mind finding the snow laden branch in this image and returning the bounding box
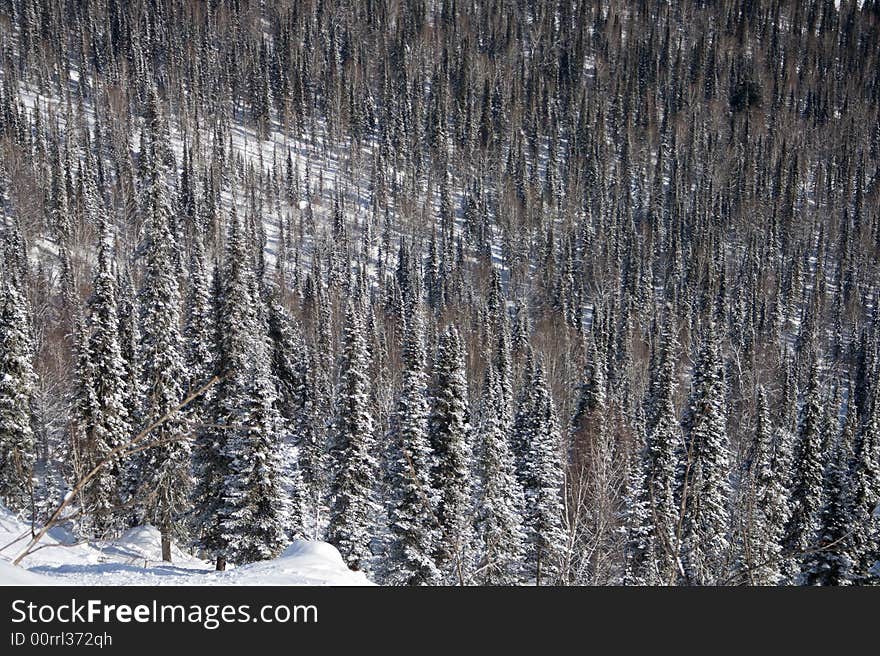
[12,376,220,566]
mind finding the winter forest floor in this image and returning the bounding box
[0,505,371,586]
[1,0,879,587]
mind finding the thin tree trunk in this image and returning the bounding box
[161,526,172,562]
[12,377,219,567]
[216,555,226,571]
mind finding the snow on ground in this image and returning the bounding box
[15,66,490,289]
[0,505,372,586]
[0,559,57,585]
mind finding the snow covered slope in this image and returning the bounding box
[0,506,372,586]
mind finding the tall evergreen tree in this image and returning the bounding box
[741,387,790,585]
[622,418,656,585]
[220,342,288,565]
[134,145,191,561]
[804,433,853,586]
[428,325,475,584]
[265,295,308,541]
[384,310,441,585]
[293,344,328,538]
[678,320,732,585]
[0,274,37,512]
[192,260,229,568]
[328,302,378,572]
[785,362,826,581]
[200,207,286,568]
[184,229,217,552]
[518,359,568,585]
[79,222,132,537]
[475,362,526,585]
[848,385,880,583]
[638,323,682,584]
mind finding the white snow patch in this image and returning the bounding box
[219,541,371,586]
[0,505,372,586]
[0,559,57,586]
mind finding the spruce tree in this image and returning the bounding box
[265,293,309,540]
[678,320,732,585]
[518,359,568,585]
[328,301,378,572]
[848,385,880,583]
[804,434,853,586]
[293,345,328,538]
[0,274,37,512]
[200,207,286,568]
[184,233,217,544]
[80,223,132,537]
[742,387,790,585]
[640,323,682,584]
[428,325,475,584]
[622,419,657,585]
[785,362,826,581]
[192,261,229,568]
[220,344,288,565]
[384,310,440,585]
[135,149,191,561]
[70,314,99,526]
[475,362,526,585]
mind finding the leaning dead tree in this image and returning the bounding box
[12,377,219,566]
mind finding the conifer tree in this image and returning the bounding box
[80,222,132,537]
[220,343,288,565]
[848,385,880,583]
[622,419,657,585]
[227,213,286,564]
[135,160,191,561]
[384,310,441,585]
[293,345,328,538]
[785,362,826,581]
[678,320,732,585]
[265,294,309,540]
[328,301,378,572]
[70,313,96,515]
[192,261,229,569]
[0,274,37,512]
[428,325,475,584]
[475,362,526,585]
[200,207,286,568]
[804,434,853,586]
[741,387,790,585]
[518,360,568,585]
[182,230,217,540]
[640,324,682,584]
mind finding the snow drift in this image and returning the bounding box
[0,505,372,586]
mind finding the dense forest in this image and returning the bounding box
[0,0,879,585]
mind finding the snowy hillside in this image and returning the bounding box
[0,506,371,586]
[1,0,878,588]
